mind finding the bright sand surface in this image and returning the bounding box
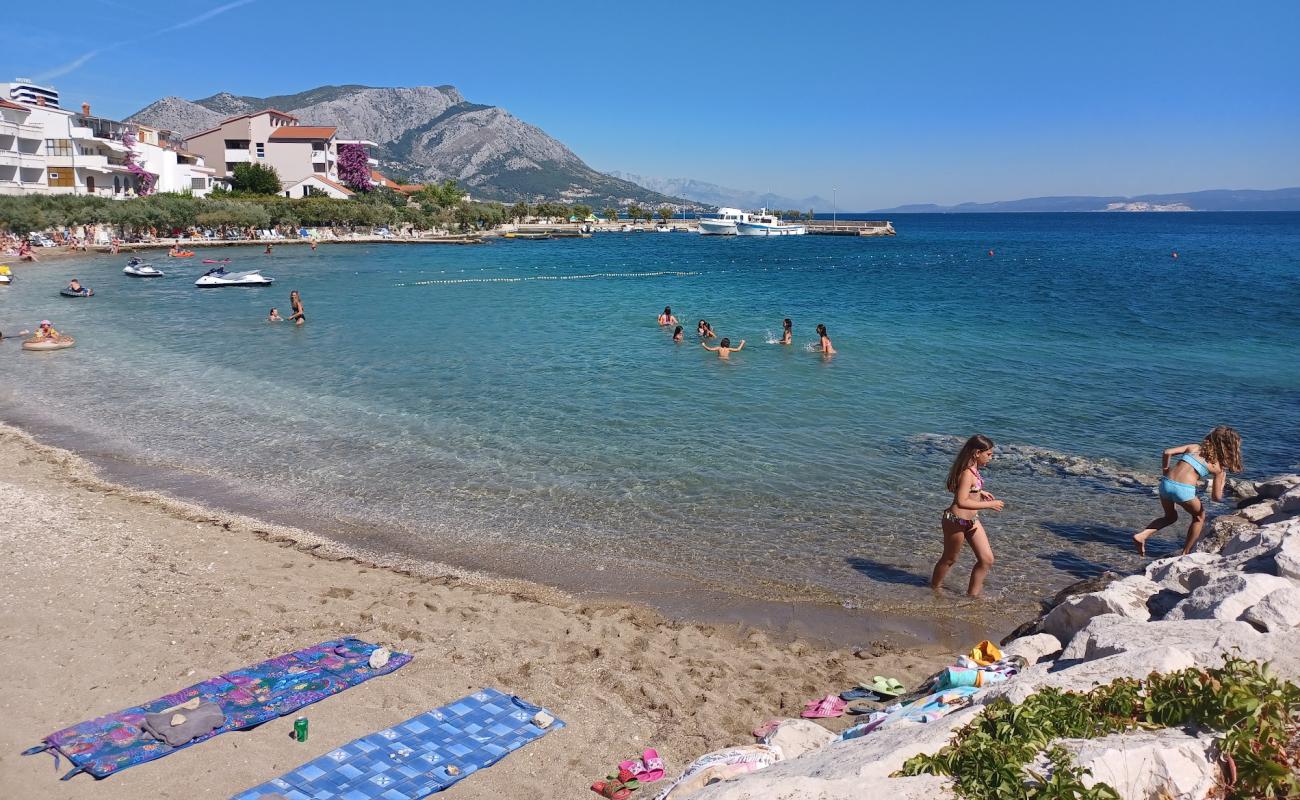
[0,423,954,799]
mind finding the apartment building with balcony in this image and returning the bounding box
[0,98,47,194]
[183,109,339,187]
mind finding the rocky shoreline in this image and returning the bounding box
[656,474,1300,799]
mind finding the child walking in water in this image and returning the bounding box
[931,434,1003,597]
[815,324,835,355]
[702,337,745,359]
[1133,426,1243,556]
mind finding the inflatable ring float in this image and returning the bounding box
[23,336,75,351]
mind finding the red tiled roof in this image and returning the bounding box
[370,170,400,189]
[396,184,425,194]
[219,108,299,125]
[269,126,337,140]
[0,98,30,111]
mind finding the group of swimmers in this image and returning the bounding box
[657,306,835,359]
[932,426,1244,598]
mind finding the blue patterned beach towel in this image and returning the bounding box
[23,639,411,780]
[232,688,564,800]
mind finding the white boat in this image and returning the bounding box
[698,207,751,236]
[735,210,806,236]
[123,260,164,277]
[195,267,274,287]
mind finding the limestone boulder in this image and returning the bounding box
[687,773,956,800]
[1165,572,1295,621]
[981,646,1197,706]
[1059,614,1259,663]
[1241,499,1281,523]
[1237,627,1300,680]
[1196,513,1257,554]
[1227,477,1259,502]
[1241,586,1300,633]
[1219,523,1284,558]
[1257,474,1300,499]
[1278,485,1300,514]
[1276,530,1300,581]
[1046,729,1220,800]
[1145,552,1223,592]
[688,707,980,798]
[762,719,835,760]
[1040,576,1159,643]
[1000,633,1061,666]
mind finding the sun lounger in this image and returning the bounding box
[24,638,411,781]
[232,688,563,799]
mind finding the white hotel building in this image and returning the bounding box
[0,79,215,197]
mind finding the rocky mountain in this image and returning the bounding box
[607,171,830,212]
[871,187,1300,213]
[127,85,699,208]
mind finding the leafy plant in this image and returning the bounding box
[897,657,1300,799]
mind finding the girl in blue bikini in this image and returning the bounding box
[931,434,1004,597]
[1133,426,1243,556]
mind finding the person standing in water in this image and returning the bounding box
[931,434,1003,598]
[702,337,744,359]
[287,290,305,326]
[658,306,677,327]
[779,318,793,345]
[815,323,835,355]
[672,325,684,342]
[1133,426,1243,556]
[697,320,716,338]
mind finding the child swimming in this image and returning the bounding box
[931,434,1003,598]
[658,306,677,326]
[672,325,683,342]
[815,324,835,355]
[268,308,283,322]
[780,318,792,345]
[702,337,744,359]
[697,319,715,338]
[1133,426,1243,556]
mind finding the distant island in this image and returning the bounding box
[870,187,1300,213]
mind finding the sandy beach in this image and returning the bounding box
[0,423,955,798]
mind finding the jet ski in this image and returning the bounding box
[195,266,274,287]
[0,265,12,285]
[124,258,164,277]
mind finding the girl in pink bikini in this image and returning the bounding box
[931,434,1004,597]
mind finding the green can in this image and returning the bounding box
[294,716,309,742]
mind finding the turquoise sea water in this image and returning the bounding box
[2,213,1298,630]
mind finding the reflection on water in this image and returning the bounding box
[2,213,1298,632]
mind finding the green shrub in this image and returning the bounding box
[898,656,1300,799]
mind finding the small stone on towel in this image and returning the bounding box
[369,647,391,669]
[143,702,225,747]
[170,713,187,726]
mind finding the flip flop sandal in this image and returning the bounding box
[869,676,905,697]
[641,748,665,782]
[752,719,782,739]
[590,781,632,800]
[839,687,884,701]
[618,759,648,781]
[801,694,847,719]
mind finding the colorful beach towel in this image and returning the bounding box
[839,685,980,741]
[232,688,564,800]
[24,638,411,780]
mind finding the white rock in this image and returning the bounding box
[1237,627,1300,680]
[1040,576,1159,643]
[1050,729,1219,800]
[688,773,955,800]
[1278,486,1300,513]
[687,708,978,798]
[763,719,836,760]
[1276,530,1300,581]
[1241,499,1281,523]
[1165,572,1295,621]
[981,646,1197,705]
[1145,552,1223,592]
[1059,615,1259,662]
[1220,524,1284,558]
[1000,633,1061,666]
[1257,474,1300,499]
[1241,587,1300,632]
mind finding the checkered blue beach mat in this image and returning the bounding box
[232,689,564,800]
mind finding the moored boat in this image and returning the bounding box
[735,210,806,236]
[698,207,751,236]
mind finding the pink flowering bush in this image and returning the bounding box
[338,143,372,193]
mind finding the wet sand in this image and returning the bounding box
[0,423,958,799]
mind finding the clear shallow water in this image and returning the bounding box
[3,214,1298,629]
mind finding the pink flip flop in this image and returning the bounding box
[617,759,648,781]
[801,694,847,719]
[752,719,782,739]
[640,748,665,782]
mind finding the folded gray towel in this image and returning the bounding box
[142,702,225,746]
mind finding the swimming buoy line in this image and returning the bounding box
[395,270,700,287]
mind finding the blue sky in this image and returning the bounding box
[4,0,1298,209]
